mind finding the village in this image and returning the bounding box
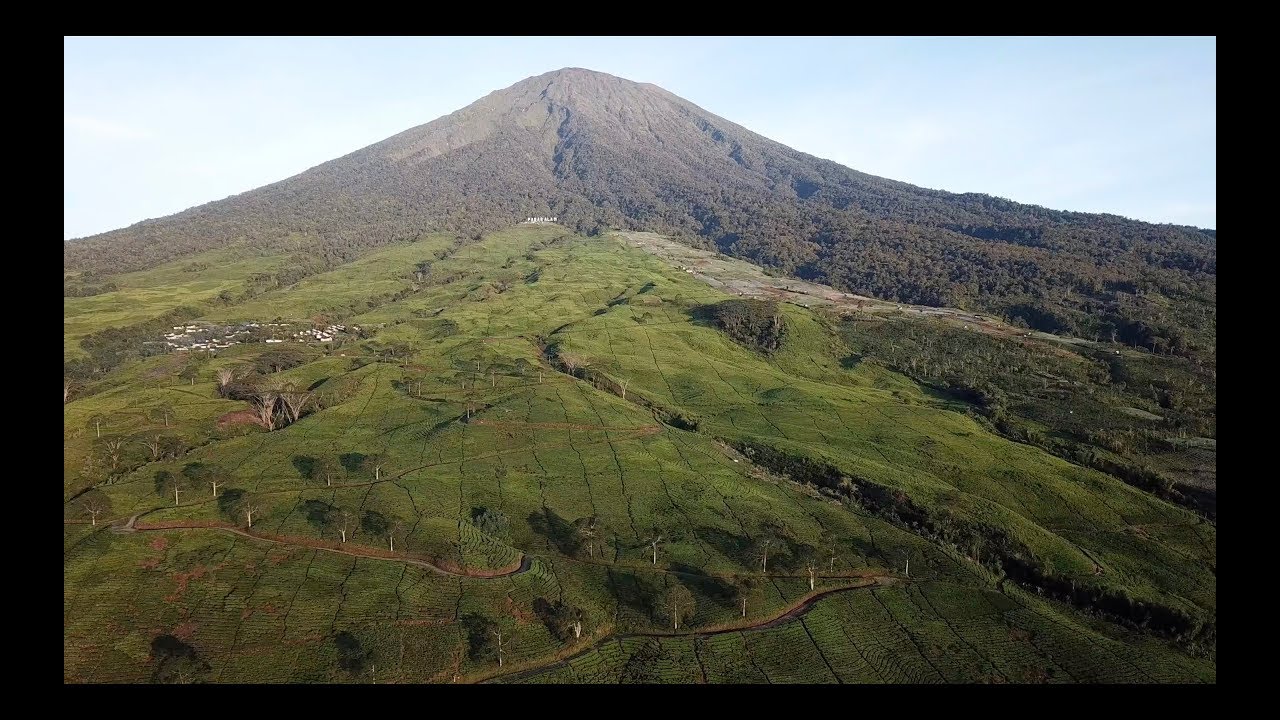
[146,321,353,353]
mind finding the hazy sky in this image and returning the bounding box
[64,36,1216,239]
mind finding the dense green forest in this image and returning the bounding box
[64,69,1215,366]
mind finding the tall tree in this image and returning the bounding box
[150,403,176,428]
[731,574,762,618]
[664,584,695,630]
[99,437,127,478]
[79,489,112,527]
[154,470,191,507]
[278,387,313,424]
[238,494,263,529]
[336,508,355,543]
[647,533,664,566]
[361,453,386,481]
[215,367,237,397]
[139,434,182,462]
[150,635,211,684]
[334,631,370,677]
[253,391,279,430]
[533,597,586,642]
[819,530,841,572]
[312,455,340,487]
[753,535,776,574]
[572,516,599,559]
[361,510,395,550]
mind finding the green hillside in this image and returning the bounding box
[63,225,1215,683]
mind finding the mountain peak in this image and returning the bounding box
[498,66,665,110]
[65,67,1216,365]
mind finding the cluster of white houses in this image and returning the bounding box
[158,322,253,352]
[522,216,557,224]
[153,321,352,353]
[291,324,347,343]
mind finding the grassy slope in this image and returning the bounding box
[63,226,1215,683]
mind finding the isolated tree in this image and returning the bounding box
[140,434,183,462]
[789,544,821,590]
[754,535,776,574]
[731,574,762,618]
[462,614,500,663]
[278,388,313,424]
[362,453,386,481]
[492,628,511,667]
[181,462,223,498]
[572,516,599,559]
[619,377,630,401]
[361,510,391,548]
[178,364,199,386]
[150,634,211,684]
[664,584,696,630]
[336,508,356,543]
[312,455,340,487]
[647,533,664,566]
[253,391,279,430]
[472,507,510,539]
[79,489,112,527]
[534,598,586,642]
[150,403,176,428]
[387,518,406,554]
[215,367,237,396]
[208,467,229,498]
[819,531,841,572]
[87,414,106,439]
[239,495,263,529]
[334,631,369,676]
[99,436,127,477]
[154,470,191,507]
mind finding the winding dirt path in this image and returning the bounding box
[478,575,899,684]
[119,519,531,579]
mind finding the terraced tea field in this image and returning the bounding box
[64,225,1215,683]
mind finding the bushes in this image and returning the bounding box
[699,299,786,353]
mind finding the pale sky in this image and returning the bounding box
[64,36,1216,240]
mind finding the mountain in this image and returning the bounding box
[64,67,1216,359]
[64,69,1217,683]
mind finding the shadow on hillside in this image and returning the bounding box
[668,562,735,603]
[527,508,579,555]
[698,527,754,569]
